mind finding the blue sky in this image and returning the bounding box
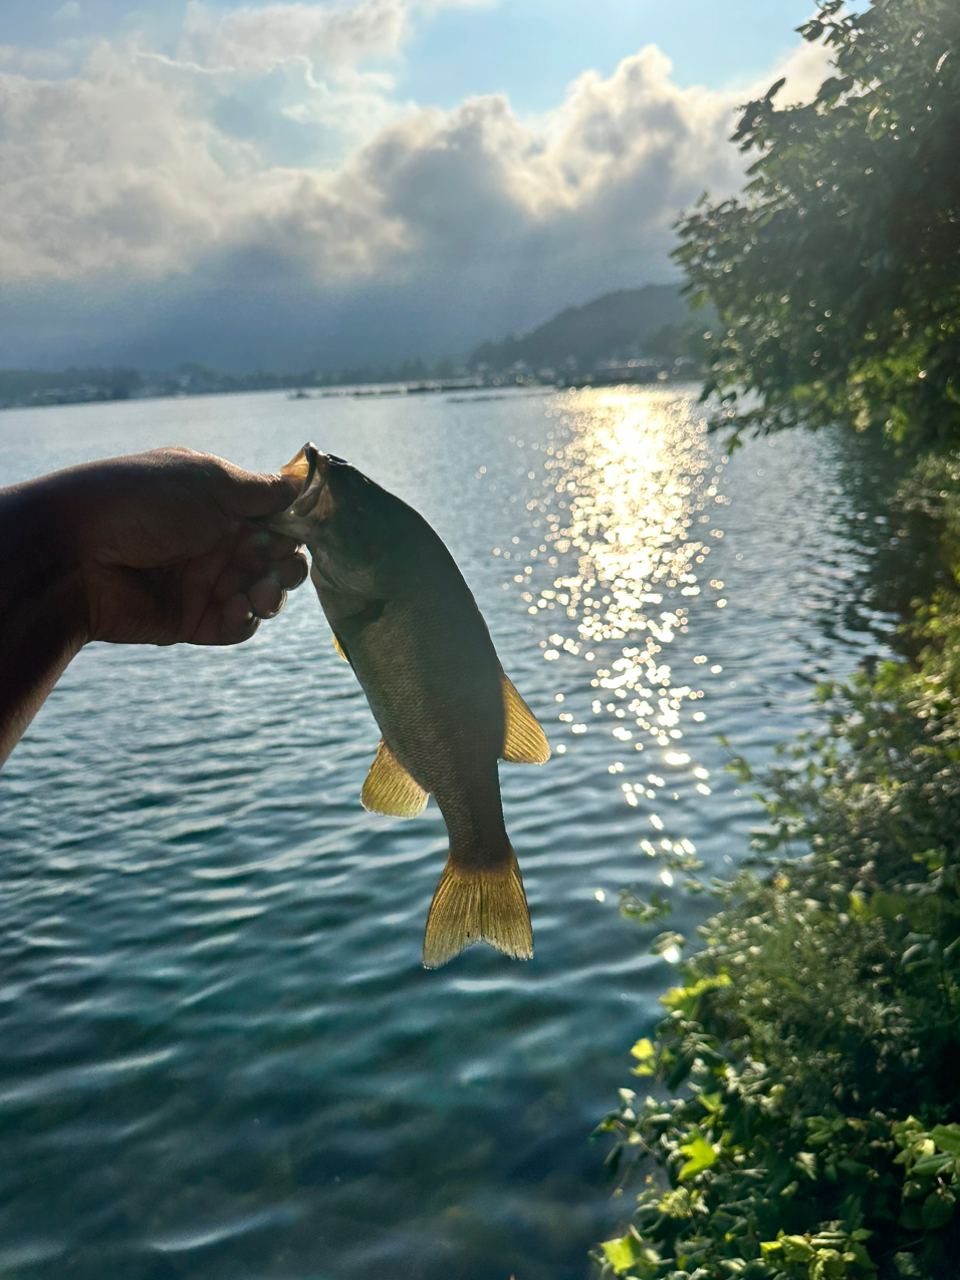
[8,0,816,103]
[399,0,818,110]
[0,0,825,370]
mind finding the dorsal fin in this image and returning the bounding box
[361,741,429,818]
[332,631,349,662]
[501,673,551,764]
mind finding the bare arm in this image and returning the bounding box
[0,447,306,767]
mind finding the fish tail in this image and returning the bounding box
[423,846,533,969]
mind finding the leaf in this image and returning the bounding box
[910,1152,954,1178]
[619,889,672,924]
[677,1133,717,1181]
[921,1187,956,1230]
[931,1124,960,1156]
[848,891,870,921]
[600,1236,640,1274]
[660,972,731,1016]
[629,1038,657,1077]
[869,891,912,921]
[769,1234,816,1264]
[600,1234,661,1277]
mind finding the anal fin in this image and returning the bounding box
[501,673,550,764]
[361,741,428,818]
[423,849,533,968]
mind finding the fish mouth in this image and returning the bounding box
[284,442,337,523]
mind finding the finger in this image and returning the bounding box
[233,525,298,572]
[265,532,301,560]
[248,578,286,619]
[211,549,306,604]
[216,464,301,520]
[212,563,250,604]
[217,593,262,644]
[271,552,309,590]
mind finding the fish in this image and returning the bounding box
[267,443,550,969]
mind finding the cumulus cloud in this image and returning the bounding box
[0,47,253,283]
[0,7,831,364]
[0,40,759,282]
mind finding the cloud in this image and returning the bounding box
[0,46,252,283]
[768,35,835,105]
[182,0,409,72]
[181,0,494,73]
[0,10,831,366]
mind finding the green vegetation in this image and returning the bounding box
[595,635,960,1278]
[593,2,960,1275]
[677,0,960,449]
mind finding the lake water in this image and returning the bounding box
[0,387,922,1279]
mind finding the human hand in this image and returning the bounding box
[45,447,308,646]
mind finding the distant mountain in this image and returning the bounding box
[469,284,695,373]
[0,284,715,411]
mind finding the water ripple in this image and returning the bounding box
[0,388,907,1279]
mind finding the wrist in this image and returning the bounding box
[0,473,91,668]
[0,474,93,764]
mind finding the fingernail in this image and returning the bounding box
[255,590,287,620]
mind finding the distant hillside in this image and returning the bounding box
[469,284,696,373]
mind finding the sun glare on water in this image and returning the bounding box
[501,386,731,905]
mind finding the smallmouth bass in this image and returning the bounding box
[268,444,550,969]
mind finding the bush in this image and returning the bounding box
[593,640,960,1279]
[675,0,960,450]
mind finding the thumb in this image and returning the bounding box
[219,466,300,519]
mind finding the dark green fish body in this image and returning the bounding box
[269,444,549,967]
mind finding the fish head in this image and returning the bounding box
[270,443,418,599]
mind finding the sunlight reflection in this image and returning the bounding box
[506,387,731,870]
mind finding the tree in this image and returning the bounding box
[676,0,960,451]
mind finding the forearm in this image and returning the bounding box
[0,478,88,767]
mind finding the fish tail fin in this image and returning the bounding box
[423,847,533,969]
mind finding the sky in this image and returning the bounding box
[0,0,827,372]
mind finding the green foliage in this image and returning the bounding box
[642,320,715,370]
[592,635,960,1279]
[619,889,674,925]
[675,0,960,450]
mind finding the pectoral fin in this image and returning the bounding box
[332,631,349,662]
[501,674,550,764]
[361,741,428,818]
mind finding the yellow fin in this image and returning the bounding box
[280,446,311,485]
[423,851,533,969]
[501,674,551,764]
[332,632,349,662]
[361,741,428,818]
